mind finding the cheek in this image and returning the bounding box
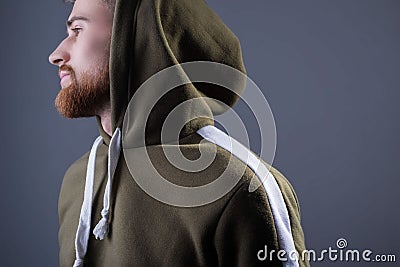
[74,36,110,73]
[88,30,111,58]
[91,33,110,57]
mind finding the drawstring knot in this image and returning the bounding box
[93,209,110,240]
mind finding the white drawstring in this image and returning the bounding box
[73,135,102,267]
[93,128,122,239]
[73,128,122,267]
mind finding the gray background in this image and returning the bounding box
[0,0,399,266]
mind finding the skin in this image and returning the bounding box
[48,0,114,136]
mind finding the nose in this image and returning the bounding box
[48,39,70,66]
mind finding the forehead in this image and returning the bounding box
[69,0,112,22]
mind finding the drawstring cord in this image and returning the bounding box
[93,128,122,239]
[73,128,122,267]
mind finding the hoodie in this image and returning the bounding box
[58,0,309,266]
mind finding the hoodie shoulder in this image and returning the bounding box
[189,128,309,266]
[63,150,91,181]
[58,150,91,224]
[58,144,108,223]
[213,162,309,267]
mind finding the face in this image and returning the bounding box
[48,0,114,118]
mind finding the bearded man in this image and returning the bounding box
[49,0,309,266]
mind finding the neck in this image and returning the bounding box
[97,103,112,136]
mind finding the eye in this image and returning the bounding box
[71,27,82,35]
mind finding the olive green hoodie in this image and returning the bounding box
[58,0,309,266]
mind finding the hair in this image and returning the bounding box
[64,0,115,11]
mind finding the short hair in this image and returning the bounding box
[64,0,115,11]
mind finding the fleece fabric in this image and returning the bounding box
[58,0,309,266]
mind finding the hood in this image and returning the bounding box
[73,1,246,265]
[98,0,246,146]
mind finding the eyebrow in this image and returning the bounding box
[66,16,90,28]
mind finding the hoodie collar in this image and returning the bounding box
[96,116,111,146]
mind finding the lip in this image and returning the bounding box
[59,70,71,84]
[59,71,70,80]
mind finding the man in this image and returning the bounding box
[49,0,309,266]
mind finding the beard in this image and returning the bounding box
[55,64,110,118]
